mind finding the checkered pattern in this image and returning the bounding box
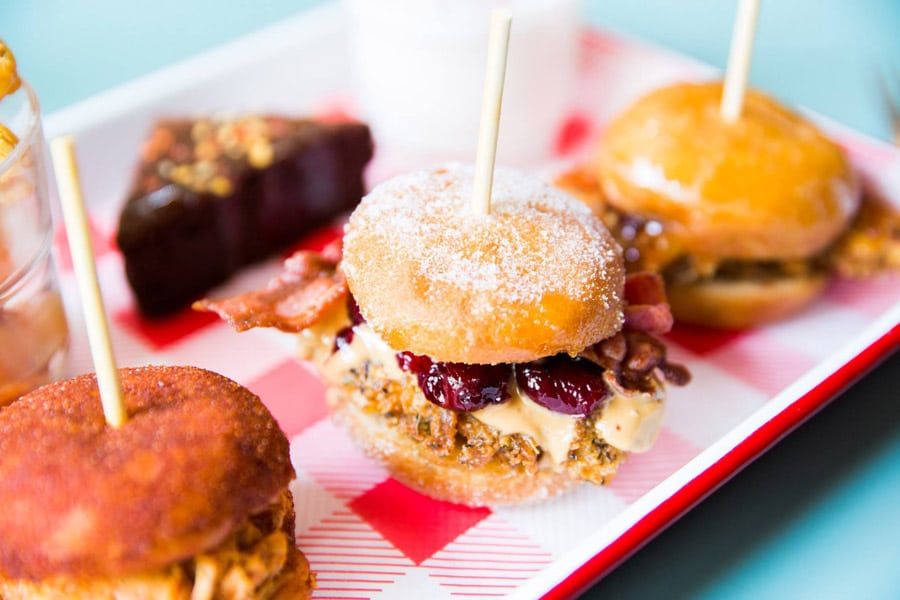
[55,28,900,599]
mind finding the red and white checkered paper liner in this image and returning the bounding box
[45,7,900,599]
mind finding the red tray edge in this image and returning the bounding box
[541,323,900,599]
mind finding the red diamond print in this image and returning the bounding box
[349,479,491,565]
[246,360,327,438]
[666,322,746,356]
[554,112,593,157]
[703,333,817,397]
[610,428,700,502]
[825,275,900,318]
[54,220,113,270]
[115,305,219,350]
[314,98,359,123]
[581,28,622,55]
[282,224,342,258]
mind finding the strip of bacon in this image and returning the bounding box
[623,272,674,335]
[624,271,667,305]
[193,248,347,333]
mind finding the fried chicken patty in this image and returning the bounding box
[0,491,313,600]
[326,352,626,485]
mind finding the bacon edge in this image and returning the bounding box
[193,246,347,333]
[623,272,674,335]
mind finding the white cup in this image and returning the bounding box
[345,0,581,168]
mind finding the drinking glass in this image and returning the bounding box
[0,81,68,405]
[345,0,582,167]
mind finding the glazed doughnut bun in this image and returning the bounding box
[342,164,625,364]
[597,82,860,261]
[667,273,829,329]
[326,388,577,506]
[0,366,296,581]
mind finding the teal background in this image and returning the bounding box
[4,0,899,141]
[2,1,898,598]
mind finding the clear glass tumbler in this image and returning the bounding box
[0,81,68,405]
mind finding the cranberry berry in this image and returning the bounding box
[515,355,611,416]
[397,352,511,412]
[346,294,365,326]
[331,295,365,353]
[333,326,354,351]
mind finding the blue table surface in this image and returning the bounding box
[3,1,898,598]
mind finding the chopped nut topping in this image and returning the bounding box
[208,175,233,197]
[139,116,293,197]
[248,140,275,169]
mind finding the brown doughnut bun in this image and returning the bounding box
[0,366,295,580]
[597,81,860,261]
[342,164,626,364]
[667,272,828,329]
[326,387,577,506]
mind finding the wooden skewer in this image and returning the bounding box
[472,8,512,215]
[720,0,761,123]
[50,136,127,428]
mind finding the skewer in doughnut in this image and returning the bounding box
[0,366,314,598]
[558,81,899,329]
[199,164,689,506]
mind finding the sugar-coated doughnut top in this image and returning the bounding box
[342,164,625,364]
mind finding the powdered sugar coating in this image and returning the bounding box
[342,164,625,363]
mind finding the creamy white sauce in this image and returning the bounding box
[317,319,405,386]
[474,380,578,464]
[593,371,665,453]
[311,319,666,460]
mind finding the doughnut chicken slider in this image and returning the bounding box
[558,81,899,329]
[198,164,689,506]
[0,366,313,599]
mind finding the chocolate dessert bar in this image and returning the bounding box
[116,116,373,316]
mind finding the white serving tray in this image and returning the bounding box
[44,5,900,598]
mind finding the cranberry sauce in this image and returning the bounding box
[396,350,614,417]
[334,326,354,351]
[397,352,511,411]
[334,295,366,351]
[335,293,618,417]
[347,295,365,326]
[515,356,611,416]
